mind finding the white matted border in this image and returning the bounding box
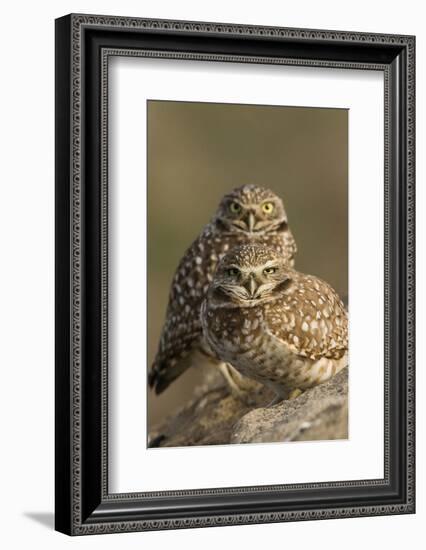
[108,56,384,494]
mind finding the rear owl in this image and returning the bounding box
[148,184,297,394]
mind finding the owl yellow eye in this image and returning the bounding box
[226,267,240,277]
[262,202,274,214]
[229,202,241,214]
[263,267,277,275]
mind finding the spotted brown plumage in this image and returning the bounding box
[149,185,297,394]
[201,244,348,401]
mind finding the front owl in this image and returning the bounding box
[201,244,348,403]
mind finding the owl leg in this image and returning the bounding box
[266,394,283,407]
[218,363,256,405]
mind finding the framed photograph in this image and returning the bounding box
[55,14,415,535]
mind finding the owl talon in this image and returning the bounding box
[266,388,302,408]
[231,388,257,406]
[288,388,303,400]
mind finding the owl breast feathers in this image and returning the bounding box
[148,185,297,394]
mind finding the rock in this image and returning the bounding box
[231,368,348,443]
[148,369,273,447]
[149,367,348,447]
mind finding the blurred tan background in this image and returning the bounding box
[147,100,348,428]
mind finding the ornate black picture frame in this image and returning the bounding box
[55,14,415,535]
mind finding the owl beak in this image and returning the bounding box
[246,211,256,232]
[245,275,258,298]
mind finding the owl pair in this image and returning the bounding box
[149,185,348,404]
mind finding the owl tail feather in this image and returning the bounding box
[148,357,191,395]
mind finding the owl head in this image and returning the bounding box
[209,244,293,305]
[214,185,289,234]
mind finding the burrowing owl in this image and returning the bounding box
[201,244,348,403]
[149,185,297,394]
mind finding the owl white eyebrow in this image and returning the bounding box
[238,201,275,208]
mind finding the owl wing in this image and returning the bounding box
[283,227,298,266]
[148,226,220,394]
[266,274,348,361]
